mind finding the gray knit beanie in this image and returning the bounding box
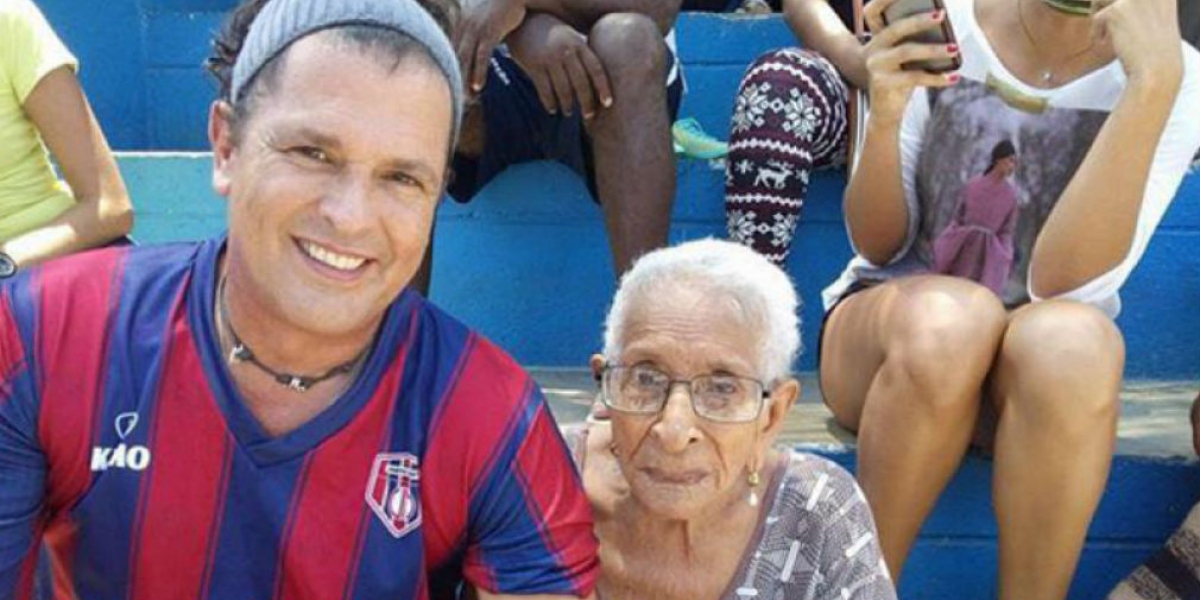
[231,0,463,140]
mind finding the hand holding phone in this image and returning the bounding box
[880,0,962,73]
[860,0,963,120]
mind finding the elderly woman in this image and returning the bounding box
[567,239,896,599]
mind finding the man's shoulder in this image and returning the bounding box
[411,295,529,382]
[4,242,205,341]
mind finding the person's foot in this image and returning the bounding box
[671,118,729,159]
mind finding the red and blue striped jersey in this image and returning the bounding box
[0,238,598,600]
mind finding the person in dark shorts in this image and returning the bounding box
[410,0,683,292]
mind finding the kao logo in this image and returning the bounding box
[90,412,152,472]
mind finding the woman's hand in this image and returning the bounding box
[1091,0,1183,90]
[861,0,961,123]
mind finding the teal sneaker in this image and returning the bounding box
[672,118,729,160]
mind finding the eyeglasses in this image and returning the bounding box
[597,364,769,423]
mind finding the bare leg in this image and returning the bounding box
[586,13,675,276]
[989,300,1124,600]
[820,275,1008,578]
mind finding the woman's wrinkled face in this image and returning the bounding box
[604,291,770,520]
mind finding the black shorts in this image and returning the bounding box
[448,45,685,203]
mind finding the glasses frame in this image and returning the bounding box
[596,363,771,424]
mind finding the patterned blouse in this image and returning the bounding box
[566,425,897,599]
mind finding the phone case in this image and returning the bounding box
[880,0,963,73]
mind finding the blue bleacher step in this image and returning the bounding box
[533,368,1200,600]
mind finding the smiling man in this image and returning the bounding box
[0,0,597,598]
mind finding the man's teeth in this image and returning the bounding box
[300,241,366,271]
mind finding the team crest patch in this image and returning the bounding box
[365,453,422,539]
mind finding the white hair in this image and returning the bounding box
[601,238,801,384]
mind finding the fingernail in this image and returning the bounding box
[946,73,961,84]
[603,97,613,107]
[932,10,944,20]
[472,83,482,92]
[947,43,959,54]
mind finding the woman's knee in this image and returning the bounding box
[883,278,1008,375]
[998,300,1125,419]
[862,278,1006,404]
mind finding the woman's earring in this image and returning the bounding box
[747,469,761,507]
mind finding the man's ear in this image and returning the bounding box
[209,100,237,198]
[762,377,800,438]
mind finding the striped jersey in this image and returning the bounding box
[0,238,598,599]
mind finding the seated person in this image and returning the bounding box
[567,238,896,599]
[0,0,132,277]
[0,0,596,597]
[1107,405,1200,599]
[412,0,684,292]
[820,0,1200,597]
[725,0,868,265]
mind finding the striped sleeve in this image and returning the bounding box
[426,336,598,597]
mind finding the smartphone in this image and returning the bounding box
[881,0,962,74]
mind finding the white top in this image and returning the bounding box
[823,0,1200,317]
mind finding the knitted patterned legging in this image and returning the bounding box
[725,48,851,265]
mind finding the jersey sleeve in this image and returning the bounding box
[1028,46,1200,315]
[0,285,48,599]
[462,385,599,598]
[0,0,78,104]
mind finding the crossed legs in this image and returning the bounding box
[820,275,1123,599]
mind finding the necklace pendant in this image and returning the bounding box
[285,376,310,392]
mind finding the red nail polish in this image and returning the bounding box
[947,73,961,83]
[931,9,944,20]
[947,43,959,54]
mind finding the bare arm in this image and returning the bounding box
[1029,0,1185,298]
[782,0,868,88]
[524,0,681,35]
[0,66,133,268]
[844,1,958,265]
[844,111,911,264]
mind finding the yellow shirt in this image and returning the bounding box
[0,0,78,242]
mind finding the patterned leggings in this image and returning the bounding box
[725,48,851,265]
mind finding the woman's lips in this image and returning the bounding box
[640,466,708,485]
